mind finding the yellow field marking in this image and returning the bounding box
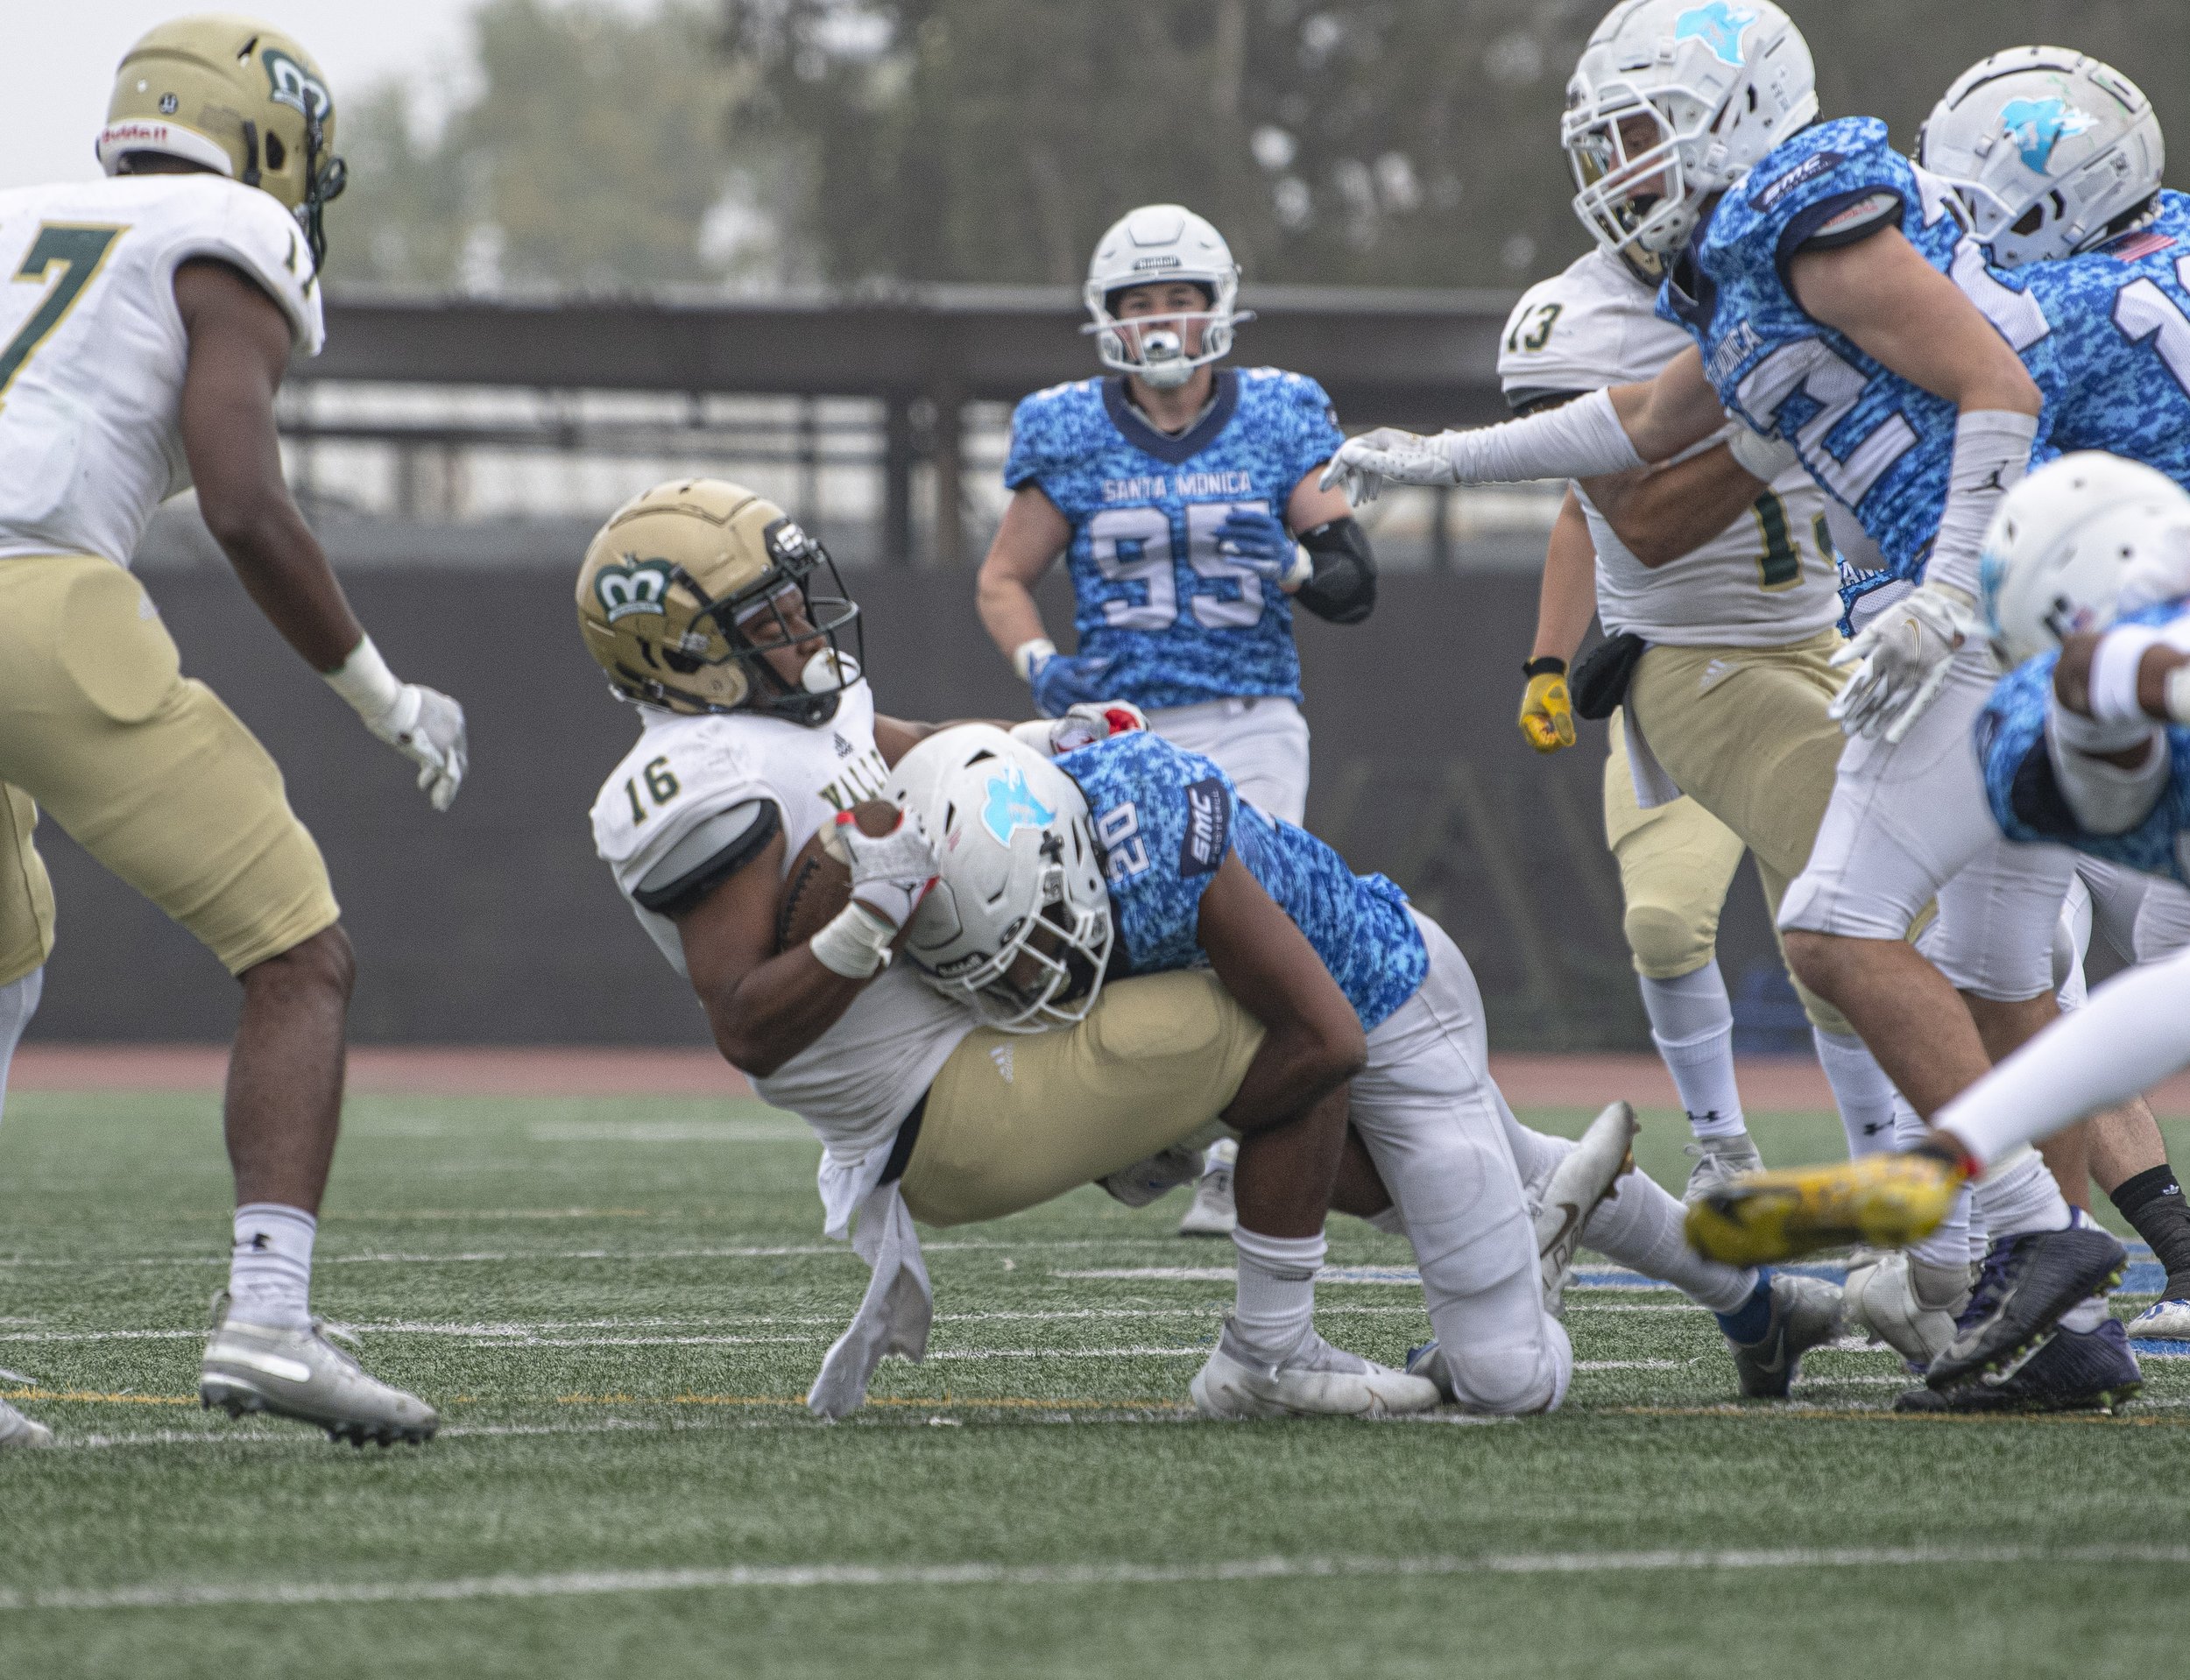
[3,1387,194,1407]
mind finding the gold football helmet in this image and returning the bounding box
[97,15,348,267]
[576,478,864,727]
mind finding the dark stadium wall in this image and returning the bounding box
[25,564,1784,1050]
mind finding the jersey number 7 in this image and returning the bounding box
[0,223,124,412]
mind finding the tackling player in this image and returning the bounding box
[893,718,1846,1412]
[0,18,464,1452]
[1499,159,1905,1212]
[581,478,1435,1421]
[975,204,1376,1238]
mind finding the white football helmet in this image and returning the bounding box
[1981,452,2190,667]
[1083,204,1247,389]
[1563,0,1818,281]
[888,724,1113,1034]
[1918,48,2164,268]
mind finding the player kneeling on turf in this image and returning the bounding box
[580,477,1429,1419]
[890,716,1846,1411]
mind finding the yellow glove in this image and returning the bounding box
[1518,660,1575,753]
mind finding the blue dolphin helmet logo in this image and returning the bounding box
[2000,96,2096,174]
[982,767,1056,846]
[1674,2,1758,67]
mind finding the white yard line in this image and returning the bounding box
[8,1544,2186,1613]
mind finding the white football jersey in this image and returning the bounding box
[1498,249,1839,647]
[0,174,324,568]
[591,680,973,1162]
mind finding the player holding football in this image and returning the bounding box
[0,18,463,1452]
[1322,2,2190,1386]
[976,204,1376,1238]
[890,716,1844,1413]
[581,477,1437,1421]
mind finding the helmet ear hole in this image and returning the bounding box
[265,131,286,170]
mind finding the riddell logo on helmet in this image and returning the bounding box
[1131,255,1183,272]
[594,558,675,622]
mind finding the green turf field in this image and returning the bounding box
[2,1090,2186,1679]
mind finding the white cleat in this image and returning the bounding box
[1682,1133,1764,1206]
[1843,1251,1961,1373]
[2124,1297,2190,1340]
[1099,1143,1203,1209]
[0,1396,53,1449]
[1536,1101,1639,1314]
[1190,1319,1440,1419]
[1176,1140,1239,1237]
[200,1292,438,1447]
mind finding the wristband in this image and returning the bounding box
[2089,625,2166,725]
[323,634,402,723]
[1522,656,1567,679]
[1277,545,1314,592]
[1011,638,1057,685]
[808,901,898,979]
[2166,665,2190,727]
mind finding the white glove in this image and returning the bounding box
[825,806,940,930]
[323,636,469,811]
[1009,701,1148,759]
[1318,427,1458,504]
[1828,582,1975,744]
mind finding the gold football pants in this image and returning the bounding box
[899,971,1265,1227]
[0,784,54,989]
[0,554,340,977]
[1602,711,1745,982]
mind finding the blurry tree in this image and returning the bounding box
[336,0,772,290]
[722,0,2190,290]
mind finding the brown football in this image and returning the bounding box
[774,801,898,951]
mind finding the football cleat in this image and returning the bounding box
[0,1396,53,1449]
[2123,1297,2190,1340]
[1536,1101,1640,1314]
[1926,1223,2130,1391]
[1895,1317,2142,1414]
[1190,1318,1439,1419]
[1843,1251,1962,1373]
[1176,1144,1239,1238]
[200,1292,438,1447]
[1685,1150,1963,1267]
[1682,1133,1764,1206]
[1098,1143,1203,1210]
[1727,1274,1845,1400]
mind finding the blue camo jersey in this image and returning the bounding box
[1003,367,1344,709]
[1660,116,2048,625]
[1976,603,2190,884]
[1056,731,1427,1032]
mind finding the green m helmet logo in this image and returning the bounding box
[595,557,677,623]
[262,48,333,121]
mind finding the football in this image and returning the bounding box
[774,800,898,950]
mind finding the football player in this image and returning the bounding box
[1499,148,1907,1213]
[975,203,1376,1239]
[893,718,1845,1412]
[1321,3,2190,1381]
[0,18,463,1452]
[582,478,1436,1421]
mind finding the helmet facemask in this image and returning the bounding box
[1085,281,1240,387]
[685,520,864,727]
[1565,90,1695,280]
[948,856,1114,1034]
[293,93,347,271]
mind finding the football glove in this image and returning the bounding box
[1518,664,1576,754]
[1027,647,1119,717]
[1828,582,1975,744]
[1010,701,1148,759]
[323,636,469,811]
[830,806,940,931]
[1318,427,1457,504]
[1214,508,1312,590]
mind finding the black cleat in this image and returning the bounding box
[1895,1318,2142,1414]
[1926,1223,2128,1390]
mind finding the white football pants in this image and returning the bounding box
[1779,646,2073,1001]
[1352,914,1759,1415]
[1146,696,1310,825]
[2073,855,2190,965]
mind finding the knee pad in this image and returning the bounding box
[1444,1315,1572,1416]
[1623,902,1716,980]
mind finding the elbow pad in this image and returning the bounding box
[1293,518,1377,625]
[2045,709,2168,836]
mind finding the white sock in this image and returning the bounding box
[1893,1094,1973,1273]
[0,966,42,1124]
[1581,1162,1759,1313]
[229,1203,317,1331]
[1640,967,1745,1140]
[1813,1027,1897,1159]
[1973,1146,2073,1239]
[1201,1135,1238,1181]
[1230,1226,1324,1359]
[1935,945,2190,1168]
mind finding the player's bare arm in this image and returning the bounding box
[672,828,880,1077]
[974,484,1070,662]
[174,258,364,673]
[1517,490,1593,754]
[1582,441,1773,568]
[1787,227,2041,417]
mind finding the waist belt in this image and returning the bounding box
[880,1095,927,1185]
